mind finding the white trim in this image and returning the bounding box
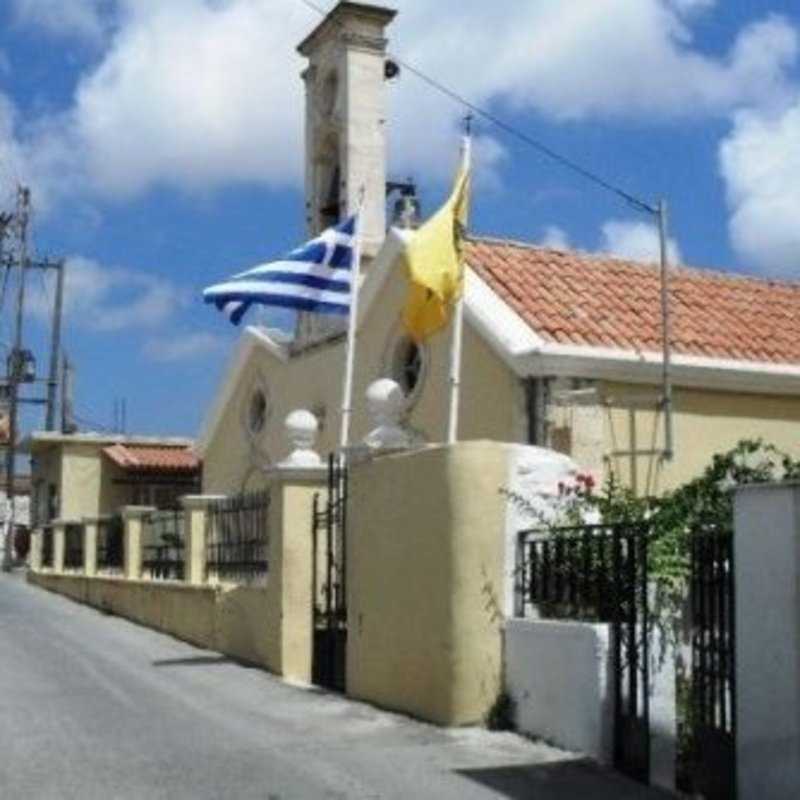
[355,227,407,328]
[524,346,800,395]
[23,432,193,450]
[463,267,543,362]
[196,326,289,455]
[199,232,800,456]
[463,264,800,396]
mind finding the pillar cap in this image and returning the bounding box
[120,505,156,519]
[278,409,323,469]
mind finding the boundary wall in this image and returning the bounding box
[27,468,322,684]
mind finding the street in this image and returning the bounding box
[0,574,672,799]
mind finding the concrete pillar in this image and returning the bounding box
[83,519,98,578]
[52,520,66,573]
[29,528,42,571]
[734,483,800,799]
[266,465,326,682]
[122,506,152,581]
[181,496,225,586]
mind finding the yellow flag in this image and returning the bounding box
[401,150,471,342]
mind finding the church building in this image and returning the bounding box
[199,1,800,497]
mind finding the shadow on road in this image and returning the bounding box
[456,757,675,799]
[152,656,234,667]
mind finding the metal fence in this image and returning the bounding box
[142,509,185,580]
[687,528,736,800]
[41,525,54,568]
[97,515,124,572]
[515,523,648,621]
[515,523,651,784]
[63,523,85,570]
[205,491,270,583]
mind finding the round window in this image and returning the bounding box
[248,389,268,435]
[391,337,425,400]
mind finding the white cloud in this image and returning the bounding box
[72,0,310,196]
[143,331,227,363]
[3,0,796,202]
[12,0,111,42]
[28,255,188,332]
[600,219,682,264]
[538,225,571,250]
[719,100,800,277]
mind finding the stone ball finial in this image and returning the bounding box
[366,378,405,426]
[364,379,413,451]
[279,409,322,468]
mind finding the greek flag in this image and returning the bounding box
[203,215,357,325]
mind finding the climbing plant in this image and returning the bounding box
[508,439,800,589]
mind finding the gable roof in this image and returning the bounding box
[466,237,800,367]
[102,443,200,474]
[198,229,800,453]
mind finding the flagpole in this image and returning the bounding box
[339,190,365,452]
[446,129,472,445]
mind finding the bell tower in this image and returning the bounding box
[298,2,396,259]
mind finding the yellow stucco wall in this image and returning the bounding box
[601,383,800,495]
[202,259,519,494]
[59,445,105,520]
[28,573,288,671]
[28,473,321,685]
[347,442,507,726]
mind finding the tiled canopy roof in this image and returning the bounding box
[103,444,200,474]
[465,237,800,365]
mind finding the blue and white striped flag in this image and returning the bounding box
[203,215,357,325]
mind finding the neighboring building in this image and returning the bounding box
[1,474,31,563]
[24,433,201,526]
[198,2,800,497]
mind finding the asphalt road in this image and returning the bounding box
[0,573,674,799]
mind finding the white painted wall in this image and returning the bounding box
[502,445,579,616]
[735,483,800,799]
[505,615,676,791]
[505,619,615,762]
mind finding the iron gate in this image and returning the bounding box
[311,454,348,692]
[515,524,651,784]
[686,528,736,800]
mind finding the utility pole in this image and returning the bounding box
[45,260,65,432]
[3,186,31,570]
[657,199,674,462]
[61,354,75,434]
[0,211,13,566]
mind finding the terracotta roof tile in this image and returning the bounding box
[103,444,201,474]
[465,237,800,365]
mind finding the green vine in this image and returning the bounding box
[512,439,800,589]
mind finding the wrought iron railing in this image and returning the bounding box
[687,527,736,800]
[142,509,185,581]
[514,523,648,622]
[515,522,652,783]
[205,491,270,583]
[97,515,124,572]
[63,523,85,570]
[41,525,54,568]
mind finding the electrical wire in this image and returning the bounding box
[293,0,657,216]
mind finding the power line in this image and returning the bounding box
[293,0,657,216]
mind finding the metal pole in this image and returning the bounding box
[657,199,674,461]
[45,259,65,431]
[3,186,30,570]
[338,191,365,452]
[61,354,74,434]
[446,132,472,445]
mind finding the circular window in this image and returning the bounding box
[384,336,428,411]
[248,389,268,435]
[393,338,423,396]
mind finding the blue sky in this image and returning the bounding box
[1,0,798,442]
